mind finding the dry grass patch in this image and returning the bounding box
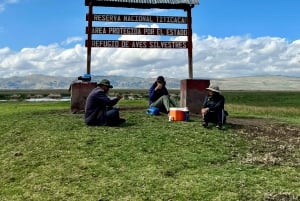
[228,117,300,166]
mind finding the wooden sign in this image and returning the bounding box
[86,40,188,48]
[86,14,187,24]
[86,27,188,36]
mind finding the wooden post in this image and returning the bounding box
[187,7,193,79]
[86,2,93,75]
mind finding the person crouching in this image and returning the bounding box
[85,79,125,126]
[201,85,227,129]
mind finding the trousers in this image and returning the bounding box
[150,95,176,113]
[203,109,227,125]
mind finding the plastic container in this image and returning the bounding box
[169,107,185,121]
[183,107,189,121]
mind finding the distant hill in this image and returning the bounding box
[0,74,180,89]
[210,75,300,91]
[0,74,299,91]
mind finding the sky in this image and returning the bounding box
[1,0,300,79]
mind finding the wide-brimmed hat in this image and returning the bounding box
[98,79,113,88]
[206,84,221,93]
[156,76,165,84]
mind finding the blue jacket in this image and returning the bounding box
[149,83,169,105]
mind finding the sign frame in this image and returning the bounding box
[85,2,194,78]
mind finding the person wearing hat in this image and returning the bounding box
[85,79,125,126]
[149,76,177,113]
[201,84,227,129]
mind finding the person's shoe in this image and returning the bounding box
[118,118,126,125]
[202,122,208,128]
[106,118,126,127]
[216,124,222,130]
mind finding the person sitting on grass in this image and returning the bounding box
[85,79,125,126]
[201,84,227,129]
[149,76,177,113]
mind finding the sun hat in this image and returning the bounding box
[206,84,221,93]
[98,79,113,88]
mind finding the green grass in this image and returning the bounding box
[223,91,300,107]
[223,91,300,125]
[0,91,300,201]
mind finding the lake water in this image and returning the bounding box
[25,97,71,102]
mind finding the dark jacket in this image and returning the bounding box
[85,87,119,126]
[202,93,225,112]
[149,82,169,105]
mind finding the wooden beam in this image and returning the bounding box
[85,0,194,10]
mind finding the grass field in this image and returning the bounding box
[0,91,299,201]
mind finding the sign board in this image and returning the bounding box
[84,4,194,77]
[86,14,187,24]
[86,40,188,48]
[86,27,188,36]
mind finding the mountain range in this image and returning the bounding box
[0,74,299,91]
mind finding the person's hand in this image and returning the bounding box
[156,83,163,90]
[201,108,209,117]
[116,95,123,100]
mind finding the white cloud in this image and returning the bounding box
[0,0,19,13]
[192,35,300,78]
[1,34,300,79]
[61,37,83,46]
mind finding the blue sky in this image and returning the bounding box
[1,0,300,79]
[198,0,300,41]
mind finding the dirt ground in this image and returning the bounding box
[228,117,300,139]
[227,117,300,167]
[227,117,300,201]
